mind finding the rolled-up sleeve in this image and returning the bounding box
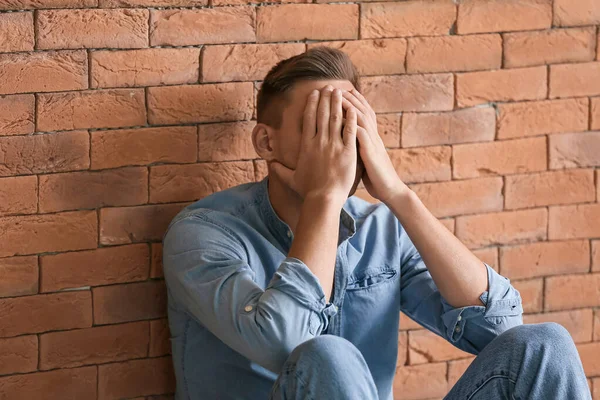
[162,213,338,374]
[400,250,523,355]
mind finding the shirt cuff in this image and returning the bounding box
[267,256,339,319]
[440,262,523,343]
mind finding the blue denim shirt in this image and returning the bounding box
[162,176,524,400]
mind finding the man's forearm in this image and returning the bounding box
[287,193,343,303]
[385,188,488,308]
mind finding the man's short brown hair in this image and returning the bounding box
[256,46,360,129]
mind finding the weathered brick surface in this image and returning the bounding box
[3,2,600,398]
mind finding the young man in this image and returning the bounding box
[162,47,591,399]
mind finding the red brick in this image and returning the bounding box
[388,146,451,184]
[0,130,89,177]
[39,167,148,213]
[151,243,163,278]
[397,331,407,366]
[497,98,589,139]
[457,0,552,34]
[91,126,197,170]
[594,377,600,399]
[0,94,34,136]
[0,335,37,375]
[0,256,38,298]
[550,131,600,169]
[593,240,600,272]
[456,66,547,107]
[93,281,166,325]
[408,329,471,364]
[202,43,304,82]
[100,203,185,245]
[473,247,499,271]
[448,357,476,387]
[455,208,547,249]
[0,50,87,95]
[0,175,37,216]
[550,62,600,98]
[150,7,255,46]
[0,0,95,9]
[307,39,405,76]
[524,309,593,343]
[377,114,400,148]
[549,203,600,240]
[578,342,600,377]
[101,0,205,7]
[0,291,92,337]
[504,27,596,68]
[402,107,495,148]
[592,98,600,130]
[513,278,544,313]
[362,0,456,39]
[150,319,171,357]
[409,177,502,218]
[595,309,600,340]
[554,0,600,27]
[361,74,453,113]
[37,89,146,131]
[198,121,257,162]
[148,82,253,125]
[407,34,501,73]
[40,244,149,292]
[453,137,547,179]
[393,362,448,400]
[37,9,148,50]
[40,321,149,370]
[505,169,595,209]
[0,12,33,52]
[149,161,255,203]
[92,48,200,88]
[98,356,175,400]
[0,366,96,400]
[258,4,358,42]
[545,273,600,311]
[0,210,97,258]
[501,240,590,280]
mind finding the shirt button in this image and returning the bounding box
[332,304,338,312]
[244,305,253,312]
[457,315,462,321]
[455,326,461,333]
[287,230,292,238]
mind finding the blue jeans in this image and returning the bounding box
[269,323,592,400]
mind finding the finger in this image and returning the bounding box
[317,86,333,141]
[303,89,320,139]
[341,98,369,128]
[351,88,376,118]
[343,107,357,149]
[330,88,343,143]
[356,126,372,151]
[342,90,368,115]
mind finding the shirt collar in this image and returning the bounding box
[256,176,356,247]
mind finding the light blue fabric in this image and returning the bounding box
[162,176,533,400]
[268,323,591,400]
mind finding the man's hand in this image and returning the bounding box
[271,85,359,205]
[341,88,408,204]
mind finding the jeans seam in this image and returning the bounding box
[466,374,518,400]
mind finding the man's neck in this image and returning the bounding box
[266,173,304,234]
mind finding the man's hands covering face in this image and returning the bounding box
[341,88,407,204]
[270,85,359,204]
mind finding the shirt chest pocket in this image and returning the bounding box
[346,264,398,291]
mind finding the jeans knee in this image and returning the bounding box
[503,322,575,353]
[289,334,361,368]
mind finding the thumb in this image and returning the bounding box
[269,161,295,187]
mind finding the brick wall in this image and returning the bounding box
[0,0,599,399]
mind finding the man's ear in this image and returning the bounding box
[252,122,277,162]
